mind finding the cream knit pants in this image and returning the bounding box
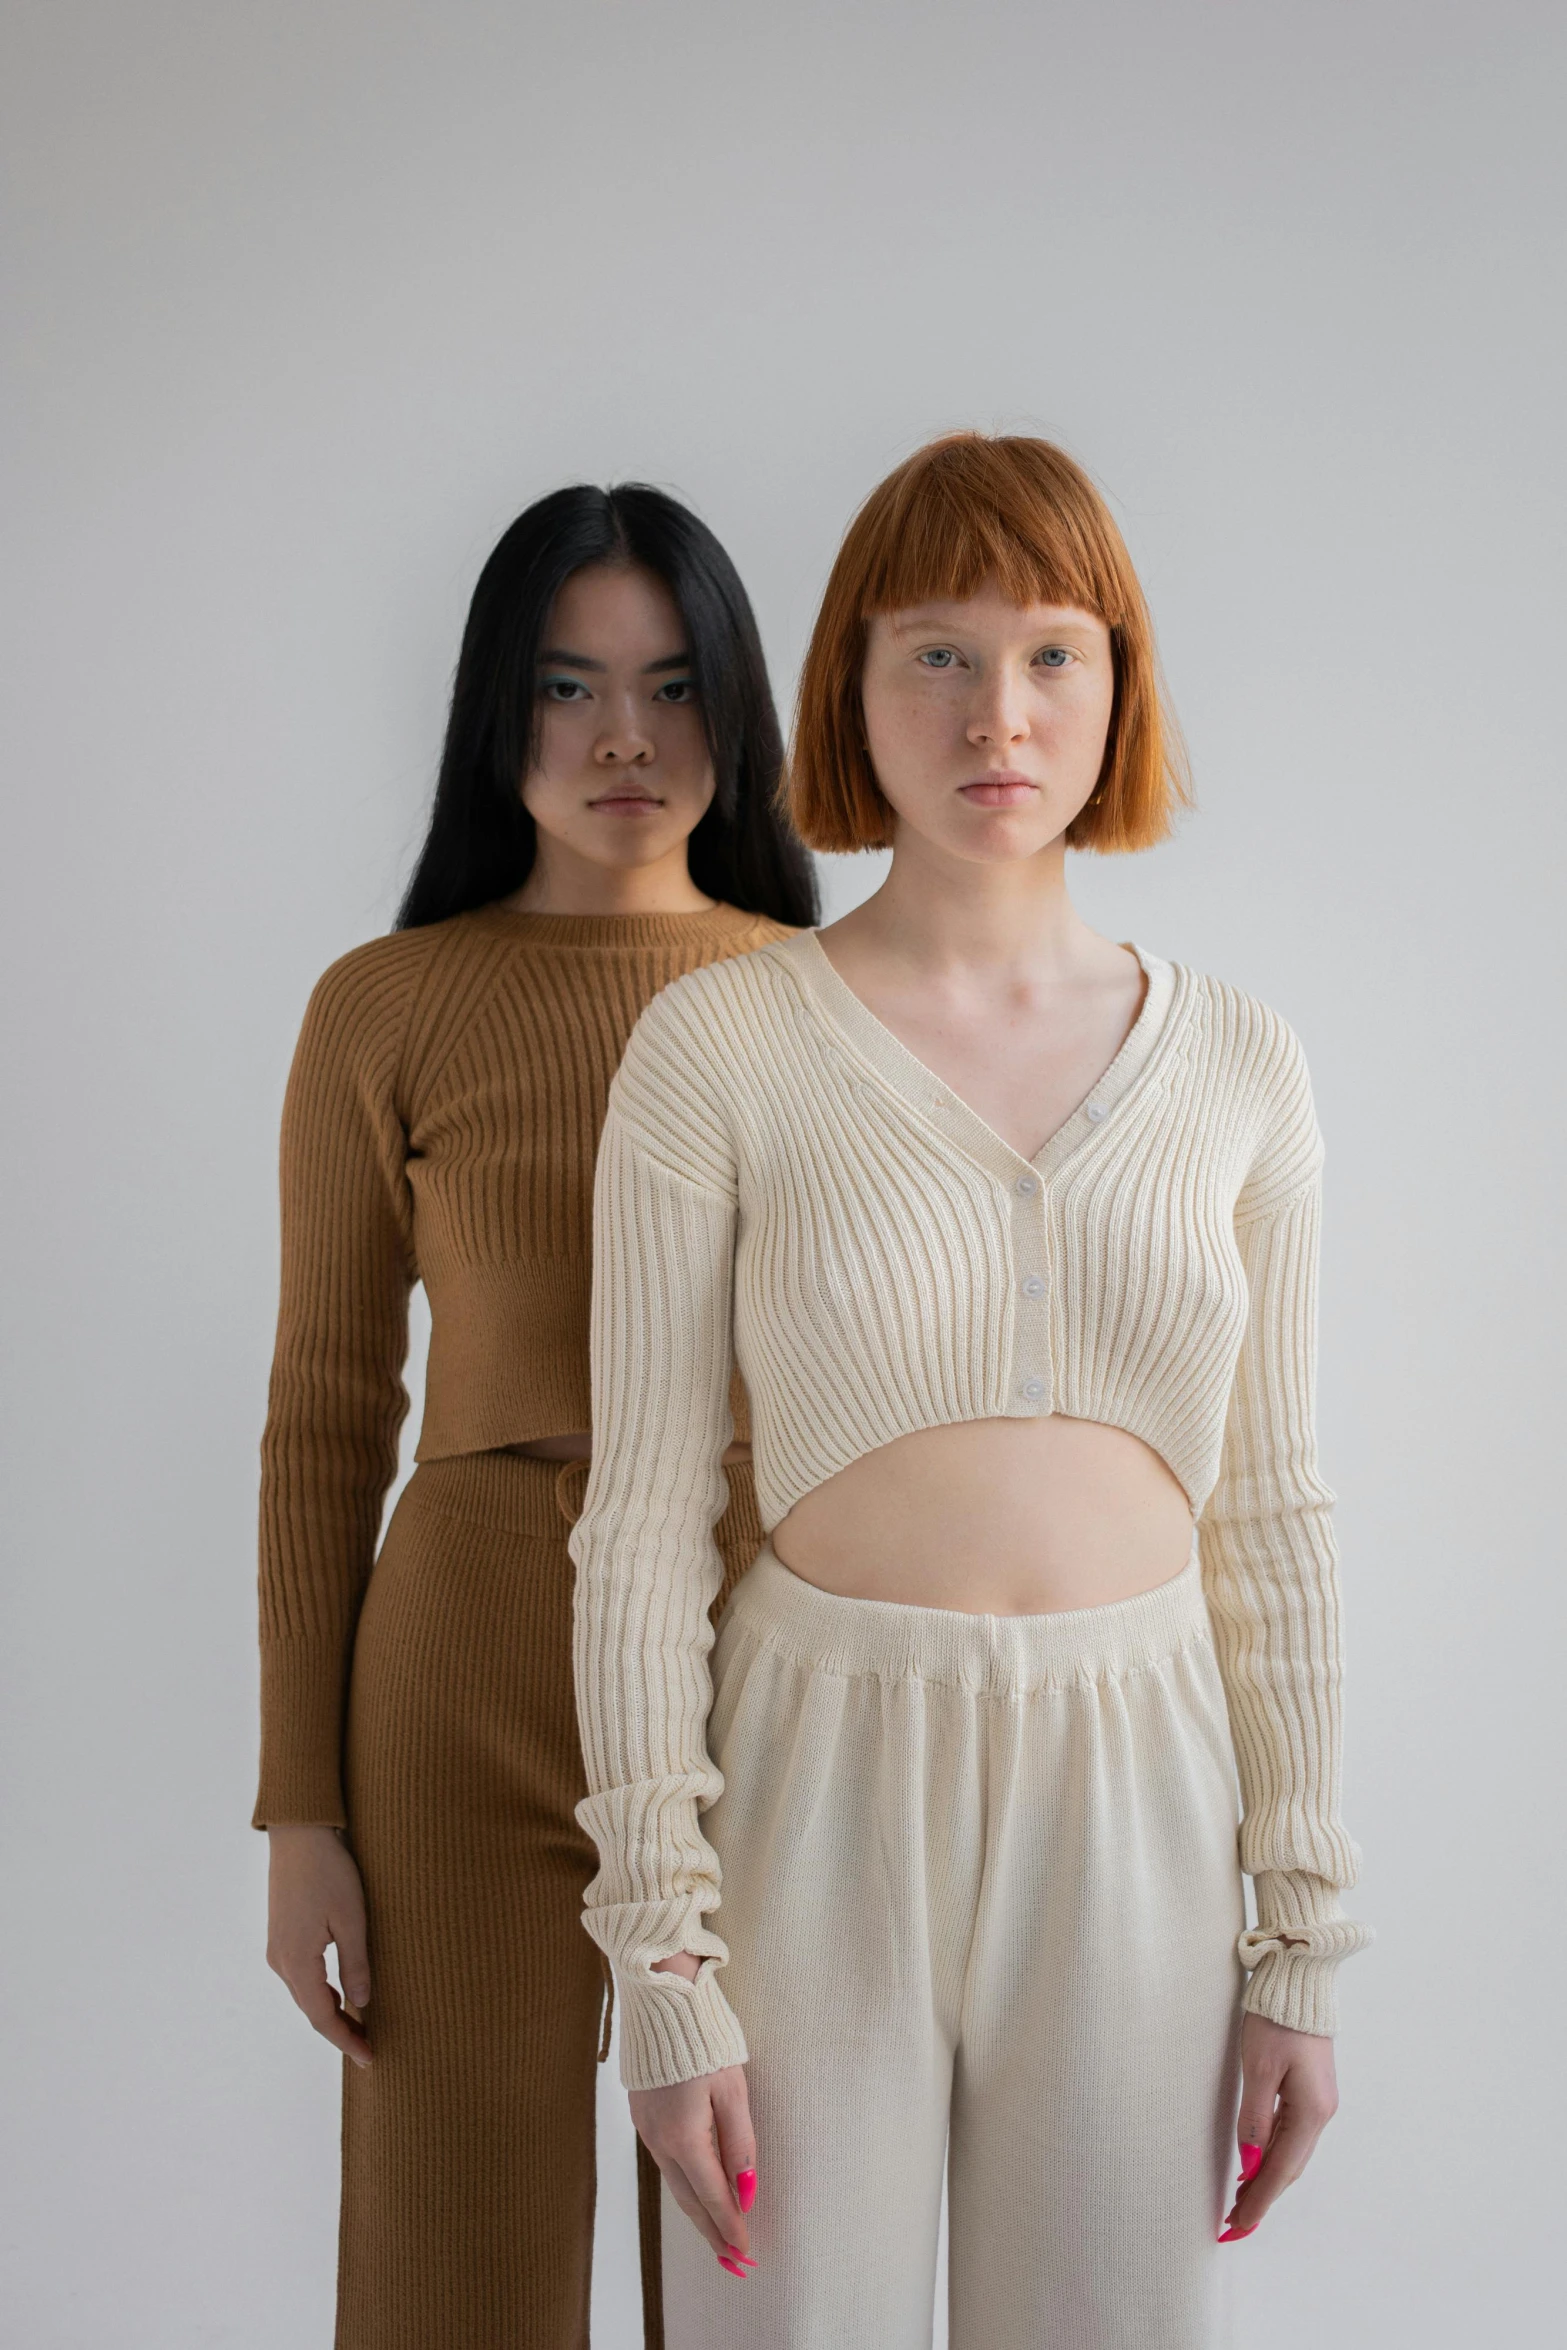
[661,1539,1247,2350]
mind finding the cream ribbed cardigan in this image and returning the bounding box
[570,931,1369,2090]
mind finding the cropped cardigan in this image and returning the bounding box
[569,929,1370,2090]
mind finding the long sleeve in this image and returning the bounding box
[1198,1108,1371,2036]
[254,948,419,1827]
[569,1004,748,2092]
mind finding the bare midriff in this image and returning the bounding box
[768,1416,1193,1614]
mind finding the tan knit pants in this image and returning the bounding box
[338,1450,764,2350]
[663,1539,1247,2350]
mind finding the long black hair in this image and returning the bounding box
[397,484,819,929]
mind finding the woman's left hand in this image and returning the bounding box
[1220,2010,1339,2240]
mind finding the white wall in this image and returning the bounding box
[3,3,1563,2342]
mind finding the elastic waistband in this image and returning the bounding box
[724,1535,1209,1694]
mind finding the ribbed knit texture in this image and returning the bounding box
[255,898,790,1828]
[659,1543,1246,2347]
[254,900,786,2350]
[336,1447,765,2350]
[570,930,1370,2088]
[338,1451,607,2348]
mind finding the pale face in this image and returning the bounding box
[521,562,716,871]
[860,586,1116,864]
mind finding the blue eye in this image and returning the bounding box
[919,648,958,669]
[1036,647,1072,669]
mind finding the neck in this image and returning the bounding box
[505,839,717,918]
[840,829,1105,977]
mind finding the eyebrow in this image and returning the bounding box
[538,648,694,673]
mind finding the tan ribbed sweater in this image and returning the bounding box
[254,900,792,1828]
[570,931,1370,2089]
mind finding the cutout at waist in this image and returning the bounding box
[767,1413,1194,1616]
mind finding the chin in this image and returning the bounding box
[940,818,1065,865]
[592,834,680,870]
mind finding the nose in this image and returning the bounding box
[966,668,1030,752]
[595,730,653,766]
[595,693,655,765]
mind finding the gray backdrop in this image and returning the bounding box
[3,2,1562,2343]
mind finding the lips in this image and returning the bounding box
[959,774,1037,807]
[590,791,663,809]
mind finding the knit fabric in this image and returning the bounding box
[660,1539,1245,2349]
[255,899,790,1828]
[570,929,1370,2088]
[255,900,789,2350]
[335,1446,766,2350]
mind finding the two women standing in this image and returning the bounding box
[259,436,1368,2349]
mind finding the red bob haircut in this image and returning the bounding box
[785,433,1190,854]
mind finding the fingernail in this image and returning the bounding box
[1217,2223,1259,2242]
[1239,2141,1263,2181]
[718,2256,748,2277]
[736,2167,757,2213]
[725,2244,757,2266]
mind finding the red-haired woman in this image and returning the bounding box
[569,436,1369,2347]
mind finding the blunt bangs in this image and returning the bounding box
[855,437,1135,629]
[785,433,1189,857]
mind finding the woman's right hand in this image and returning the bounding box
[265,1824,372,2068]
[630,1953,757,2276]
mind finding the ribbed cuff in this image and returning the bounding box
[1238,1871,1372,2038]
[1242,1944,1342,2036]
[252,1641,348,1828]
[616,1961,750,2093]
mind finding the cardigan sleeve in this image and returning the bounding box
[1197,1036,1371,2035]
[253,946,419,1828]
[568,993,749,2092]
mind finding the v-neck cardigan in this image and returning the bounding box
[569,930,1369,2090]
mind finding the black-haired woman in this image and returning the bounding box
[255,485,816,2350]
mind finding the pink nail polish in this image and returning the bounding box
[718,2255,748,2278]
[725,2245,757,2266]
[1239,2141,1263,2181]
[1217,2223,1259,2243]
[736,2167,757,2213]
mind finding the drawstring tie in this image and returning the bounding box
[597,1951,614,2063]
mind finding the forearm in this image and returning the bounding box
[255,1400,406,1825]
[1200,1182,1370,2034]
[569,1109,749,2090]
[256,1036,413,1819]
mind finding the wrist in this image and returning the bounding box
[651,1950,704,1982]
[1238,1872,1372,2038]
[616,1960,750,2092]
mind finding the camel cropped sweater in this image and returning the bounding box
[254,900,791,1828]
[570,931,1370,2090]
